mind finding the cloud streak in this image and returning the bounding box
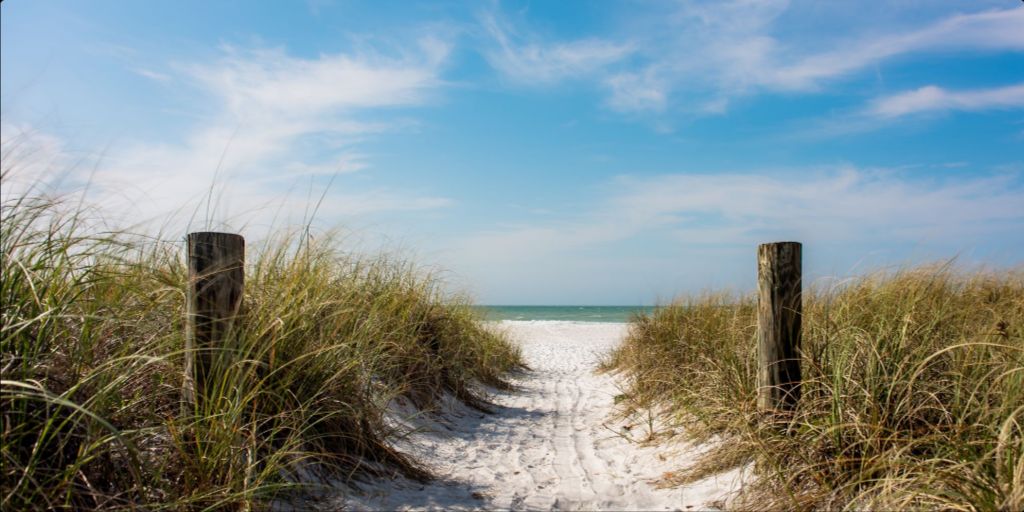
[759,7,1024,92]
[0,38,456,237]
[191,40,449,116]
[6,39,458,233]
[869,83,1024,118]
[452,166,1024,262]
[479,3,1024,118]
[479,10,634,85]
[441,165,1024,302]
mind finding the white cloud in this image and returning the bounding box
[612,168,1023,236]
[283,153,370,176]
[669,4,1024,104]
[603,69,669,113]
[1,122,73,200]
[190,41,448,117]
[451,166,1024,262]
[480,11,634,85]
[440,164,1024,302]
[764,8,1024,91]
[132,68,172,83]
[869,83,1024,118]
[479,3,1024,116]
[5,39,455,234]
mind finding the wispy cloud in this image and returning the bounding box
[611,168,1023,239]
[452,166,1024,261]
[283,153,370,177]
[670,4,1024,113]
[132,67,173,83]
[603,69,668,113]
[480,10,634,85]
[190,40,449,116]
[1,122,73,200]
[759,7,1024,92]
[441,165,1024,301]
[479,3,1024,118]
[869,83,1024,118]
[5,38,456,232]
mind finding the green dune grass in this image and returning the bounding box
[607,265,1023,510]
[1,183,522,510]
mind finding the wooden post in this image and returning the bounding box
[757,241,802,412]
[184,232,244,407]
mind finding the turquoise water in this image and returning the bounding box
[474,306,656,323]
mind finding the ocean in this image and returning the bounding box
[474,305,656,323]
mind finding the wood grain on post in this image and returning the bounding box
[757,241,802,412]
[184,232,244,407]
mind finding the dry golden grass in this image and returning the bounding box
[608,265,1023,510]
[1,184,522,510]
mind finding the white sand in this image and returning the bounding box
[337,321,745,511]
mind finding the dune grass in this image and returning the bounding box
[1,185,522,510]
[608,265,1023,510]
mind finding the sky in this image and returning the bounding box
[2,0,1023,305]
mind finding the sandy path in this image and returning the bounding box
[338,321,743,511]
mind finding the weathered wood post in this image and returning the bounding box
[184,232,244,407]
[757,241,802,412]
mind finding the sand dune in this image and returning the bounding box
[338,321,745,511]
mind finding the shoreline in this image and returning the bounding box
[473,305,658,324]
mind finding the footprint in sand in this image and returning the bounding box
[337,321,746,511]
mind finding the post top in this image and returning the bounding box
[187,231,244,238]
[758,241,801,248]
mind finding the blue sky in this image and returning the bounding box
[2,0,1023,304]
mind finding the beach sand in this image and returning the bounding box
[337,321,745,511]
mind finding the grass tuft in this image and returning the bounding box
[1,177,522,510]
[608,265,1023,510]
